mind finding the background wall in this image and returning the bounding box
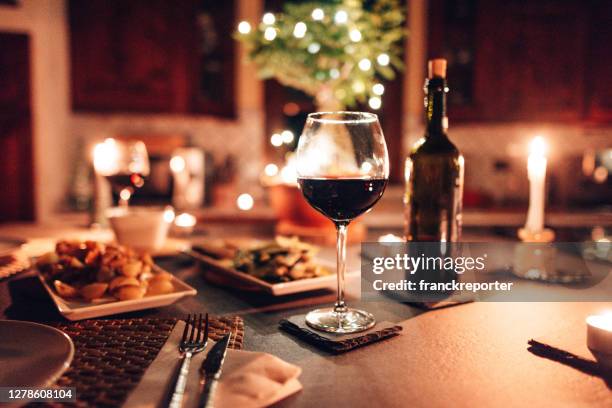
[0,0,70,222]
[0,0,265,222]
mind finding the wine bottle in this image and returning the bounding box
[404,59,464,242]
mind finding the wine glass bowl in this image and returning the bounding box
[93,138,150,206]
[296,112,389,333]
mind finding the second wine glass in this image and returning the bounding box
[93,138,150,207]
[296,112,389,333]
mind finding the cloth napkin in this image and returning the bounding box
[124,321,302,408]
[0,252,29,280]
[279,314,402,353]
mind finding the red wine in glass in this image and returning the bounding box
[297,177,387,222]
[105,173,146,191]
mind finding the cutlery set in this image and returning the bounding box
[169,313,231,408]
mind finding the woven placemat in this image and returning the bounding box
[36,317,243,408]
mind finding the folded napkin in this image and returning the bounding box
[124,321,302,408]
[279,314,402,353]
[0,252,29,280]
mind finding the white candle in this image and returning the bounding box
[587,311,612,369]
[525,136,547,232]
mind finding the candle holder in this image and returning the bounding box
[514,228,586,283]
[513,228,556,282]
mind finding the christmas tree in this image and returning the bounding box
[235,0,406,111]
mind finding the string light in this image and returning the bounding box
[264,27,277,41]
[163,207,175,223]
[352,81,365,93]
[358,58,372,71]
[237,193,254,211]
[307,42,320,54]
[334,10,348,24]
[238,21,251,34]
[169,155,186,173]
[377,53,390,66]
[270,133,283,146]
[281,130,294,144]
[119,189,132,202]
[237,21,251,34]
[368,96,382,110]
[372,83,385,95]
[293,22,307,38]
[262,12,275,25]
[349,29,362,42]
[264,163,279,177]
[329,68,340,79]
[311,8,324,20]
[360,162,373,173]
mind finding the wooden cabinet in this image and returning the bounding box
[69,0,235,116]
[585,0,612,122]
[0,33,34,222]
[428,0,612,123]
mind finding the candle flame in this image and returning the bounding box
[378,234,404,243]
[175,212,196,228]
[529,136,547,158]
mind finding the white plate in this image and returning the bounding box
[186,250,359,296]
[0,320,74,387]
[38,266,197,321]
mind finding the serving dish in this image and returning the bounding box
[37,266,196,320]
[185,246,358,296]
[35,240,196,320]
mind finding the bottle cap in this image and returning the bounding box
[428,59,447,79]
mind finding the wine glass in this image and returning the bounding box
[296,112,389,333]
[93,138,150,207]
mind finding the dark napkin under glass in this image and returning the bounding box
[279,314,402,354]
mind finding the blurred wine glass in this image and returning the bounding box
[93,138,150,207]
[296,111,389,333]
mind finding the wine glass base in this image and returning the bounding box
[305,308,376,334]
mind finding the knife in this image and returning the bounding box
[198,333,231,408]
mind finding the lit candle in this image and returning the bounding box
[525,136,547,232]
[237,193,254,211]
[174,212,196,235]
[378,234,404,243]
[586,311,612,369]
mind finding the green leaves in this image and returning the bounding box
[235,0,406,110]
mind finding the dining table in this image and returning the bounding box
[0,220,611,407]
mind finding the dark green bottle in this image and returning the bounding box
[404,59,464,242]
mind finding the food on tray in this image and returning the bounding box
[36,240,174,301]
[195,236,331,283]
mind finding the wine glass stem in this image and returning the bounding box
[334,222,349,314]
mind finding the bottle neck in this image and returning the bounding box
[424,77,448,138]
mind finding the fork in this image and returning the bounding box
[169,313,209,408]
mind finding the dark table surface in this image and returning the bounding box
[1,224,611,407]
